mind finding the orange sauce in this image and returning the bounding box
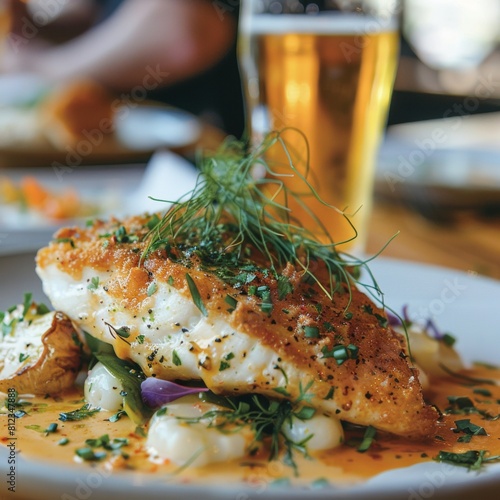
[2,366,499,487]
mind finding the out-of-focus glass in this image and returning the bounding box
[238,0,400,252]
[404,0,500,70]
[0,0,10,43]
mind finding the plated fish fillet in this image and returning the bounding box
[36,214,438,438]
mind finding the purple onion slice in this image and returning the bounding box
[141,378,209,408]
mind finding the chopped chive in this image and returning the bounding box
[75,447,107,461]
[358,426,377,452]
[45,423,58,434]
[172,350,182,366]
[147,282,157,297]
[321,344,358,365]
[303,326,319,338]
[225,294,238,312]
[186,273,208,317]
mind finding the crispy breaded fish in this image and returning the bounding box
[36,211,437,438]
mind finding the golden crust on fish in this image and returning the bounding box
[36,214,438,438]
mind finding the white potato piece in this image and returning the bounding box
[281,413,344,451]
[405,326,464,379]
[84,362,124,412]
[0,307,81,395]
[147,396,253,467]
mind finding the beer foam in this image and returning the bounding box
[242,13,397,35]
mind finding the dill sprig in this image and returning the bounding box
[142,132,379,301]
[179,392,314,474]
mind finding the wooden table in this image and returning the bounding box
[366,201,500,280]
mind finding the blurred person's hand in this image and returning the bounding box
[1,0,236,92]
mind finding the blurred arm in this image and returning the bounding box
[2,0,236,91]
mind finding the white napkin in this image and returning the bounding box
[124,149,199,215]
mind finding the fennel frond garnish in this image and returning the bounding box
[141,132,384,304]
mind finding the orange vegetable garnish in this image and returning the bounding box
[20,176,82,220]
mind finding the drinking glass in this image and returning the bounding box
[0,0,10,45]
[238,0,400,252]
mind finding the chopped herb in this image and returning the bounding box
[362,304,388,328]
[172,350,182,366]
[358,426,377,452]
[473,388,492,397]
[446,395,499,420]
[113,225,138,244]
[21,292,32,319]
[167,276,175,286]
[273,387,291,397]
[277,275,293,300]
[135,426,148,438]
[107,410,127,423]
[323,387,335,400]
[147,282,157,296]
[45,423,58,434]
[434,450,500,471]
[453,419,487,436]
[225,294,238,312]
[25,425,43,432]
[75,447,107,461]
[303,325,320,338]
[182,393,310,473]
[186,273,208,317]
[59,404,100,422]
[321,344,359,365]
[294,406,316,420]
[146,214,161,230]
[87,277,99,291]
[441,333,456,347]
[19,353,29,362]
[296,380,314,403]
[219,361,231,371]
[105,323,131,341]
[136,335,145,344]
[35,303,50,315]
[54,237,75,247]
[323,321,334,332]
[57,438,69,446]
[259,289,273,314]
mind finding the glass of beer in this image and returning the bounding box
[0,0,10,44]
[238,0,400,253]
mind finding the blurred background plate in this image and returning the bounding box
[0,149,199,256]
[375,112,500,213]
[0,81,202,169]
[0,163,144,255]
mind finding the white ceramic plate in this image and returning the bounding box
[0,257,499,500]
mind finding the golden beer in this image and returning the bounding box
[239,14,399,250]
